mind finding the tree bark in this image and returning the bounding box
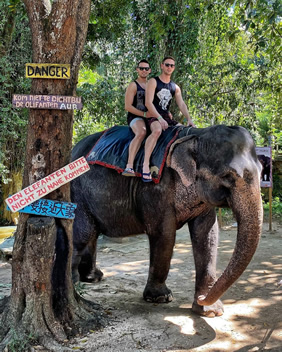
[0,1,106,350]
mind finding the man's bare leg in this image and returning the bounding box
[123,120,147,176]
[143,121,162,180]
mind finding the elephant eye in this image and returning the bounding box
[221,173,235,187]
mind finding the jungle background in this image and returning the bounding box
[0,0,281,224]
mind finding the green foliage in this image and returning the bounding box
[183,2,280,136]
[217,207,235,225]
[0,1,30,183]
[6,329,36,352]
[73,111,109,145]
[74,66,127,139]
[76,0,281,147]
[273,174,282,199]
[263,197,282,221]
[83,0,131,69]
[228,0,282,62]
[77,68,126,125]
[74,282,88,297]
[0,0,281,201]
[219,196,282,224]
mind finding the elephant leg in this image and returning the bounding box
[72,245,83,283]
[72,208,103,283]
[143,223,176,303]
[188,209,224,317]
[78,235,103,283]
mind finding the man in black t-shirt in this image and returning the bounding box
[143,56,195,181]
[122,59,152,177]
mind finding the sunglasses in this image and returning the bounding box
[164,63,175,68]
[138,67,150,71]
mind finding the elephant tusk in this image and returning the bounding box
[197,294,215,306]
[197,295,206,305]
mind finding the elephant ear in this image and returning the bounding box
[166,135,198,187]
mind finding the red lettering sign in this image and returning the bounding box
[6,157,90,213]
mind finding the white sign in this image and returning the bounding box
[255,147,272,188]
[12,94,83,110]
[6,157,90,213]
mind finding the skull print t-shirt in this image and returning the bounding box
[152,76,176,118]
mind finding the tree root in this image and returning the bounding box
[0,217,109,351]
[60,294,108,338]
[0,295,109,351]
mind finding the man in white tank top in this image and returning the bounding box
[143,56,195,181]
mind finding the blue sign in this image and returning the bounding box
[7,199,77,219]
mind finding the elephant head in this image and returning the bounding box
[167,125,263,306]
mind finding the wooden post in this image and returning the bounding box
[269,187,272,231]
[218,208,222,228]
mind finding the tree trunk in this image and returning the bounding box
[0,1,107,350]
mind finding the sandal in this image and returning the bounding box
[142,171,152,183]
[122,167,136,176]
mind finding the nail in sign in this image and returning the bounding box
[6,157,90,213]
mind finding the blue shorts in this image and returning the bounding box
[129,117,145,128]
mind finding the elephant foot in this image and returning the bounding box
[143,284,173,303]
[80,267,104,283]
[192,299,224,317]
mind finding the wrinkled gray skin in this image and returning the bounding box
[71,125,263,317]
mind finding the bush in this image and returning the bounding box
[263,197,282,222]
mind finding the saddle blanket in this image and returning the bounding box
[85,125,181,183]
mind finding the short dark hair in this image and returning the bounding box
[162,56,176,63]
[137,59,150,67]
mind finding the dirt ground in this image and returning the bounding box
[0,221,282,352]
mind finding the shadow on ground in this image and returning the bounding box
[0,222,281,351]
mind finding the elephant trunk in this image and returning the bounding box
[198,180,263,306]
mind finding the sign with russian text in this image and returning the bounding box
[7,199,77,219]
[25,63,70,79]
[12,94,83,110]
[255,147,272,188]
[5,157,90,213]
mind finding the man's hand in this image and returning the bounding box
[158,117,168,130]
[187,119,196,127]
[184,117,196,127]
[143,112,155,119]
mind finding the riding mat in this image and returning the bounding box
[85,125,181,184]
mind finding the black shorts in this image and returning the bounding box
[127,115,147,127]
[146,113,178,127]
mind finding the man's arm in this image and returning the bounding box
[145,78,168,130]
[174,84,195,127]
[125,82,146,117]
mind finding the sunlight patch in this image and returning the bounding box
[190,340,238,351]
[174,248,190,254]
[171,258,184,264]
[164,316,196,335]
[222,299,271,318]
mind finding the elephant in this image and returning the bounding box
[71,125,263,317]
[257,154,271,182]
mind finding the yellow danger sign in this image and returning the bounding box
[25,63,70,79]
